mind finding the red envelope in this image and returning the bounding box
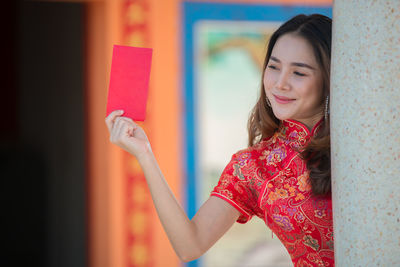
[106,45,153,121]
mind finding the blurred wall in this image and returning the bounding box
[2,1,86,267]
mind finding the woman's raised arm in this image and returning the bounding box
[105,110,240,262]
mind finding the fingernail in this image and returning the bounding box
[119,110,124,113]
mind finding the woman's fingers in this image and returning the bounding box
[116,117,134,134]
[107,115,151,157]
[110,116,136,144]
[110,117,124,143]
[105,110,124,132]
[116,117,131,140]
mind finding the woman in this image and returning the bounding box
[106,14,334,266]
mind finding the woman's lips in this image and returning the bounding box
[273,94,295,104]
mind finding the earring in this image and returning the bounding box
[324,95,329,121]
[266,96,272,107]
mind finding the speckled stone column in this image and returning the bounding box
[330,1,400,266]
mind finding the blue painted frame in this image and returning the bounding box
[182,2,331,266]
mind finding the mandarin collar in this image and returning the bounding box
[278,118,324,148]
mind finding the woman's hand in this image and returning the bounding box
[105,110,152,159]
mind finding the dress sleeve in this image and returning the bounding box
[210,151,258,224]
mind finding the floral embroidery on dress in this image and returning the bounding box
[306,253,326,267]
[219,189,233,199]
[237,152,251,166]
[233,164,245,180]
[219,174,231,187]
[326,240,334,250]
[211,118,334,266]
[273,214,294,231]
[295,192,306,201]
[284,183,297,195]
[296,259,314,267]
[303,235,320,251]
[259,146,287,166]
[326,227,334,240]
[287,130,308,148]
[282,204,297,216]
[294,212,305,223]
[297,172,312,192]
[312,198,329,219]
[314,209,327,219]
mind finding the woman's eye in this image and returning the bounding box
[294,71,306,76]
[267,65,278,70]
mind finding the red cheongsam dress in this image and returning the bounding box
[211,119,334,267]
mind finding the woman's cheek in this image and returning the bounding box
[264,73,276,90]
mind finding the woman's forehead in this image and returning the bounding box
[271,34,317,66]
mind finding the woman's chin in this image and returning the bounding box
[271,109,293,121]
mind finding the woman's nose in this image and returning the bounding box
[275,71,290,90]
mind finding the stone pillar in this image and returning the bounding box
[330,1,400,266]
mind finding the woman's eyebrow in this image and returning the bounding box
[270,56,316,70]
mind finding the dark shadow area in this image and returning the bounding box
[1,1,86,267]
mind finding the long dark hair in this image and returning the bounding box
[247,14,332,195]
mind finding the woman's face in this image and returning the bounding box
[264,33,324,129]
